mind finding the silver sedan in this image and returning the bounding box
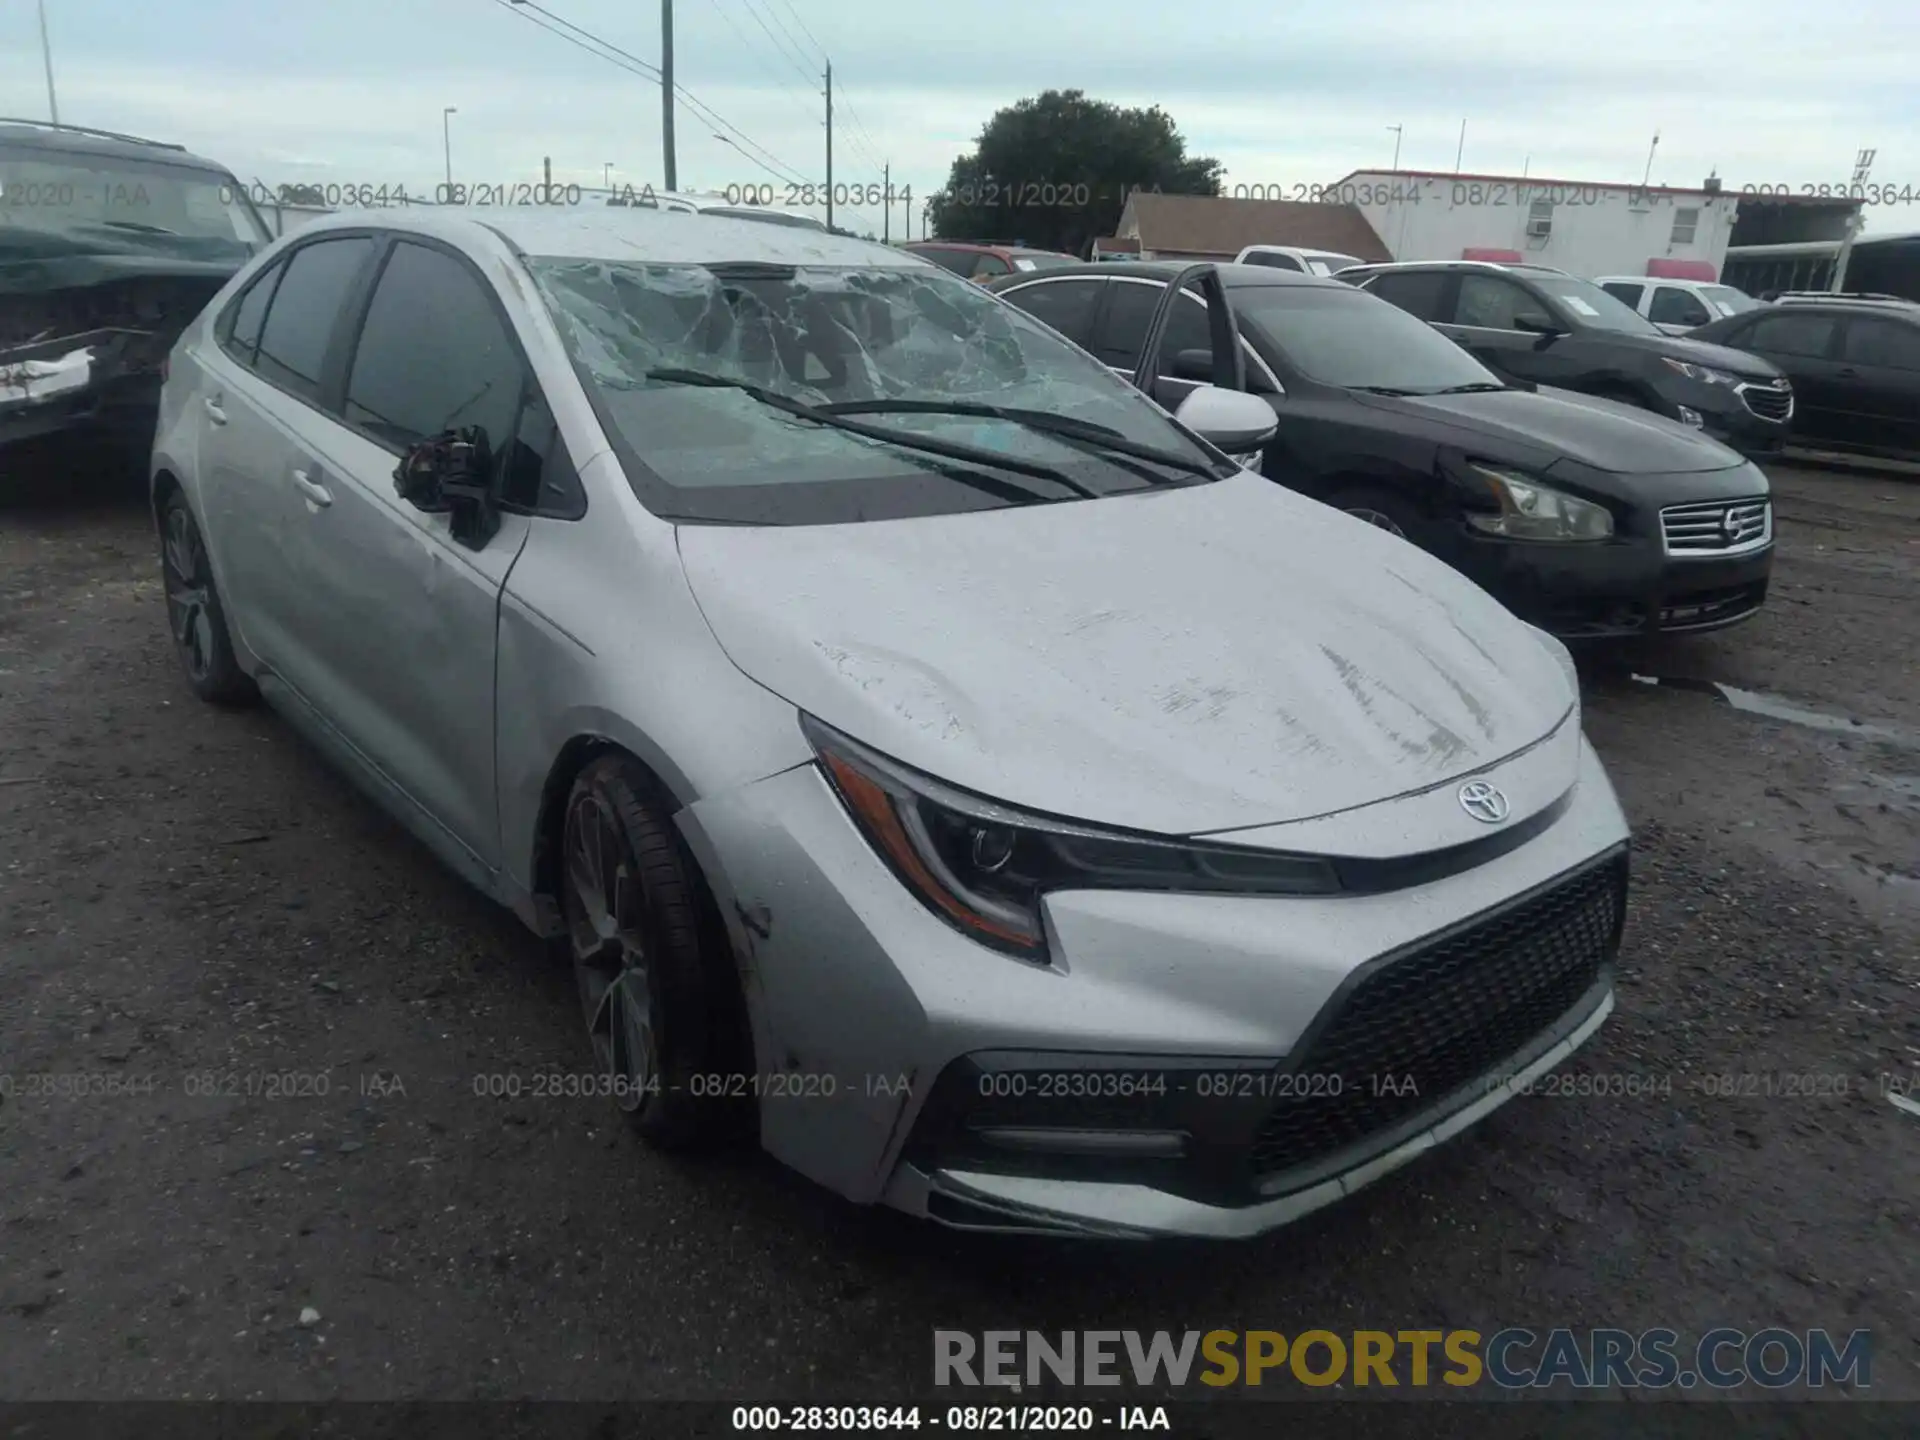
[150,208,1629,1238]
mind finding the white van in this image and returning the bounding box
[1594,276,1761,334]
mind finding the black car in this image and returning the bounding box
[1,118,271,463]
[1687,297,1920,461]
[1335,261,1794,460]
[988,261,1774,639]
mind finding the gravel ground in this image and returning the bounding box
[0,457,1915,1404]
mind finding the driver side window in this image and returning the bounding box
[1455,275,1538,330]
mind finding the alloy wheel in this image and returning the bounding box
[162,506,216,683]
[1344,507,1408,539]
[564,791,656,1111]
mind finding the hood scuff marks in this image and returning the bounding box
[1318,645,1474,768]
[812,639,973,744]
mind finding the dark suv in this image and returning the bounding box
[1338,261,1794,460]
[1,118,271,464]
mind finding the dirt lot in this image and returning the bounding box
[0,457,1915,1405]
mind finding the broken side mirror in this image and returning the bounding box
[393,426,502,549]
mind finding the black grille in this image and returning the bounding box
[1739,383,1793,421]
[1659,581,1767,630]
[1248,855,1625,1181]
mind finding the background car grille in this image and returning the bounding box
[1738,382,1793,422]
[1247,855,1625,1182]
[1661,498,1772,554]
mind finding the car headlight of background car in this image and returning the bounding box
[1660,357,1740,387]
[1463,463,1614,542]
[803,717,1340,960]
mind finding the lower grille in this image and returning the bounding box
[1737,381,1794,422]
[1660,581,1767,630]
[1248,855,1625,1181]
[1661,497,1772,555]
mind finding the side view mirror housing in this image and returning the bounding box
[394,426,501,549]
[1173,385,1277,456]
[1170,347,1215,382]
[1515,312,1567,348]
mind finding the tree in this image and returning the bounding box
[926,90,1222,256]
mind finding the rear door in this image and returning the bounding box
[992,275,1104,349]
[1832,314,1920,456]
[194,234,378,676]
[1086,276,1218,407]
[1728,309,1848,444]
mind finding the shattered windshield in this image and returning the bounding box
[0,145,269,260]
[528,257,1223,524]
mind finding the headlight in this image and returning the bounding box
[1464,464,1613,541]
[804,716,1340,960]
[1660,358,1739,387]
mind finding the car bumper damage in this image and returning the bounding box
[677,733,1631,1239]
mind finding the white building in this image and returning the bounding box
[1328,168,1745,282]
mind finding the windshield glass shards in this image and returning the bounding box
[527,257,1226,524]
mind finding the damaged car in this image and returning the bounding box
[1,119,270,462]
[151,209,1630,1239]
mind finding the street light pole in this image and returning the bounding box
[443,107,458,189]
[1387,124,1402,174]
[36,0,60,125]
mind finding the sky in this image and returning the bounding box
[2,0,1915,238]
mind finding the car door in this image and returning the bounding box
[194,234,379,677]
[1728,309,1848,444]
[1832,314,1920,456]
[1647,285,1713,335]
[284,236,541,873]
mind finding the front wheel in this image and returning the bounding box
[1327,486,1424,543]
[158,491,257,707]
[561,755,739,1150]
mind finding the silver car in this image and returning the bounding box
[151,209,1630,1239]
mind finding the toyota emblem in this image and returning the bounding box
[1458,780,1510,823]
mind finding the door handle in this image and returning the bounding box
[1836,366,1859,378]
[203,397,227,425]
[291,467,333,508]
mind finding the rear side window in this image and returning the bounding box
[999,278,1103,346]
[1601,281,1645,308]
[1745,312,1838,358]
[1364,270,1449,321]
[252,237,375,404]
[343,241,525,455]
[220,259,285,364]
[1649,286,1712,327]
[1091,282,1210,372]
[1841,318,1920,370]
[915,247,974,276]
[969,253,1012,280]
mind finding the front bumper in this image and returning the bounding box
[1449,529,1772,640]
[0,330,162,450]
[677,730,1632,1238]
[1672,385,1792,460]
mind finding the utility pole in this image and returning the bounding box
[1387,124,1402,174]
[443,107,458,189]
[1455,119,1466,173]
[1642,131,1661,188]
[823,61,834,230]
[36,0,59,125]
[661,0,677,190]
[883,161,890,243]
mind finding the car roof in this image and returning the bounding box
[0,117,232,175]
[992,260,1348,290]
[283,206,925,268]
[1342,260,1569,277]
[906,240,1071,258]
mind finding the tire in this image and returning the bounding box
[1326,485,1425,544]
[157,489,258,707]
[560,754,739,1150]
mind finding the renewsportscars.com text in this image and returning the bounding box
[933,1328,1871,1390]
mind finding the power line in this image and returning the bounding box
[488,0,806,186]
[770,0,827,61]
[732,0,818,88]
[698,0,822,134]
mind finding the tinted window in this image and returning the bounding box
[252,237,374,404]
[969,253,1012,279]
[1363,270,1448,320]
[914,247,972,275]
[1526,273,1662,333]
[1456,275,1540,329]
[1601,281,1645,308]
[1841,318,1920,370]
[344,241,524,453]
[1649,286,1712,326]
[1746,312,1838,358]
[1232,285,1502,392]
[1093,281,1210,370]
[1244,251,1304,271]
[222,259,284,362]
[1000,278,1103,346]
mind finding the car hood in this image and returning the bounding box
[1591,327,1784,379]
[676,472,1575,837]
[1350,386,1746,475]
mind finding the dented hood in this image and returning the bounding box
[677,471,1575,835]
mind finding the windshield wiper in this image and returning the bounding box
[1350,385,1426,396]
[644,368,1098,499]
[816,399,1222,482]
[1424,382,1508,394]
